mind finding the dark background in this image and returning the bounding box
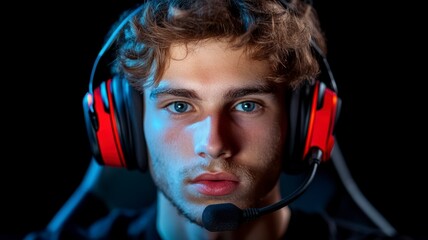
[2,1,426,239]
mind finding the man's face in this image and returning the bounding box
[143,40,287,225]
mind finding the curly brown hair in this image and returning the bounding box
[111,0,327,92]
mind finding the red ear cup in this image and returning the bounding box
[284,80,341,174]
[303,81,340,162]
[83,76,148,171]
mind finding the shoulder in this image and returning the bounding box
[283,208,409,240]
[24,203,159,240]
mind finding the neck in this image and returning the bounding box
[156,184,290,240]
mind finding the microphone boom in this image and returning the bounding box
[202,151,321,232]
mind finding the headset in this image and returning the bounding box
[82,1,341,175]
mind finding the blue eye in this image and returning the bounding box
[235,101,259,112]
[166,101,192,113]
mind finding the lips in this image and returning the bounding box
[192,173,239,196]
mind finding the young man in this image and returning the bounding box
[25,0,414,239]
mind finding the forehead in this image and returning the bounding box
[169,40,249,59]
[161,40,273,86]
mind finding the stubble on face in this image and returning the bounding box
[148,142,284,227]
[144,40,286,227]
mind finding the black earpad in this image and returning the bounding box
[284,81,313,174]
[83,76,148,171]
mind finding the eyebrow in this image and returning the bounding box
[224,84,276,99]
[150,88,201,100]
[149,83,276,100]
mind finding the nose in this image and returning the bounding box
[192,115,233,160]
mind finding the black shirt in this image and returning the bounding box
[24,202,411,240]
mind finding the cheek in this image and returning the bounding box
[244,117,285,160]
[144,115,178,160]
[241,120,285,191]
[255,126,284,168]
[144,109,186,190]
[143,107,194,166]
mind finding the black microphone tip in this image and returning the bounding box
[202,203,243,232]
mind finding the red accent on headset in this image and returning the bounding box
[303,81,338,162]
[93,79,127,167]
